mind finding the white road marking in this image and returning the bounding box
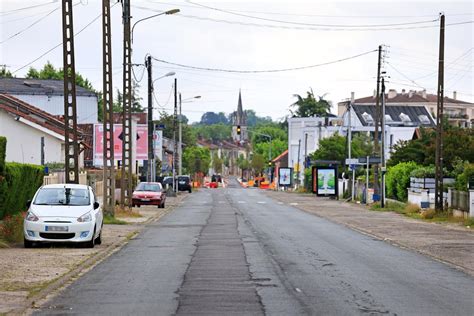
[278,202,284,205]
[238,201,246,204]
[257,201,266,204]
[290,203,299,206]
[295,287,302,293]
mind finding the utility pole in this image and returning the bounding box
[146,55,153,182]
[381,78,386,208]
[178,92,182,175]
[120,0,133,208]
[173,78,178,192]
[62,0,79,184]
[102,0,115,216]
[296,139,301,188]
[373,45,382,198]
[347,101,355,202]
[435,14,445,211]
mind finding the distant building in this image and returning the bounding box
[338,90,473,128]
[0,94,85,166]
[288,104,435,183]
[0,78,98,124]
[231,90,248,142]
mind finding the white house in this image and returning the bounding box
[0,78,98,124]
[288,104,435,183]
[0,94,84,166]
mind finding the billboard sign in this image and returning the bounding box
[153,130,163,162]
[312,166,338,196]
[93,124,148,166]
[278,167,293,186]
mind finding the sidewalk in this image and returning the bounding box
[264,190,474,276]
[0,193,188,315]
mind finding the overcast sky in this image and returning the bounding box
[1,0,473,123]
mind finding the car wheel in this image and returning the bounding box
[24,238,34,248]
[162,201,165,208]
[95,230,102,245]
[188,188,192,193]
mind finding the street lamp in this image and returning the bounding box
[147,71,176,182]
[131,9,180,44]
[178,94,201,175]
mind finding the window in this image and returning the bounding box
[418,114,430,124]
[399,112,411,123]
[362,112,374,125]
[385,114,393,123]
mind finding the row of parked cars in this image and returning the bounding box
[23,176,194,248]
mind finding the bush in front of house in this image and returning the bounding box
[0,136,6,175]
[386,161,420,202]
[455,163,474,192]
[0,162,44,219]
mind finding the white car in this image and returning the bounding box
[23,184,103,248]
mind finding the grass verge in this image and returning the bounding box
[114,206,142,218]
[103,215,127,225]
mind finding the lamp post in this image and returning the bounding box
[130,8,179,183]
[178,94,201,175]
[147,68,175,182]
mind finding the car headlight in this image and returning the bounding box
[25,211,39,222]
[77,212,92,223]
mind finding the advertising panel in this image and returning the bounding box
[153,130,163,162]
[93,124,148,166]
[312,166,338,196]
[278,167,293,186]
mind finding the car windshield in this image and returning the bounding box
[178,177,189,182]
[34,188,90,206]
[136,183,162,192]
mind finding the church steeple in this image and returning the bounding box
[232,90,248,142]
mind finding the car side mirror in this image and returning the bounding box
[93,202,100,210]
[26,200,32,208]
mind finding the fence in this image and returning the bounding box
[450,189,469,212]
[42,171,88,186]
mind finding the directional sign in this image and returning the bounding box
[357,157,382,164]
[345,158,359,165]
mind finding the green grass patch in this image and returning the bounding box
[0,213,25,243]
[370,201,407,214]
[103,215,127,225]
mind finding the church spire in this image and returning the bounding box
[237,89,243,124]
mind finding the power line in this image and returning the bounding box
[0,6,61,45]
[0,1,56,16]
[186,1,440,28]
[145,1,474,19]
[152,49,377,74]
[12,2,119,74]
[386,62,426,89]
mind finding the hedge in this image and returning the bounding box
[386,162,420,202]
[0,136,6,176]
[0,162,44,219]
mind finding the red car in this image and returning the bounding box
[132,182,166,208]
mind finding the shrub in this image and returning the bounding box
[455,163,474,192]
[420,209,436,219]
[0,162,44,219]
[303,168,312,192]
[405,203,421,214]
[0,136,6,175]
[0,212,25,243]
[386,162,420,202]
[409,165,436,178]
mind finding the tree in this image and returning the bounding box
[26,62,94,90]
[183,146,211,175]
[250,123,288,160]
[200,112,228,125]
[244,109,272,126]
[212,153,223,174]
[153,111,196,147]
[309,132,372,164]
[192,123,231,142]
[250,153,265,176]
[0,66,13,78]
[291,89,332,117]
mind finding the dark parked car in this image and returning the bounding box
[132,182,166,208]
[177,175,192,193]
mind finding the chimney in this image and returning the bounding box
[388,89,397,99]
[453,91,457,100]
[401,89,406,94]
[373,89,377,98]
[408,90,415,98]
[422,89,427,99]
[350,92,355,103]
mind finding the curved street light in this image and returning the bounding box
[131,9,180,43]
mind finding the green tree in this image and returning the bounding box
[237,154,250,177]
[0,66,14,78]
[192,123,231,142]
[309,133,372,164]
[183,146,211,175]
[250,153,265,176]
[154,112,196,146]
[249,123,288,160]
[291,89,332,117]
[212,153,223,174]
[200,112,228,125]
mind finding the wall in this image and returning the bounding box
[0,109,63,164]
[12,94,98,124]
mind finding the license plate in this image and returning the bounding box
[141,198,150,202]
[45,226,68,232]
[179,181,185,184]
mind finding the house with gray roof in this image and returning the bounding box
[0,78,98,124]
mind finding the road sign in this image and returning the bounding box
[350,164,356,170]
[357,157,382,164]
[345,158,359,165]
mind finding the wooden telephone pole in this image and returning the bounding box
[435,14,445,211]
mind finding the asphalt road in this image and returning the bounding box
[36,180,474,315]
